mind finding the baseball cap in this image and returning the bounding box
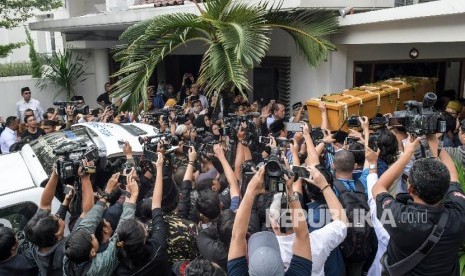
[248,231,285,276]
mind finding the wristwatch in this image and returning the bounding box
[369,164,377,170]
[288,192,299,203]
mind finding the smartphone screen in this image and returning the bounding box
[285,122,303,133]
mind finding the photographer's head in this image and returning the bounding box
[377,129,398,165]
[24,211,65,248]
[408,158,450,205]
[5,116,19,131]
[0,227,18,261]
[43,120,57,134]
[65,230,99,263]
[333,150,355,177]
[269,120,287,138]
[116,218,149,268]
[196,189,221,221]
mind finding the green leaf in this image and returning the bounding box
[265,8,340,66]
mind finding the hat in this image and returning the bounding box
[175,124,187,136]
[164,98,177,107]
[197,167,218,183]
[447,100,463,114]
[248,231,285,276]
[21,87,30,94]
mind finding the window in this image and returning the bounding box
[0,202,38,253]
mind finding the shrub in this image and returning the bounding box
[0,62,31,77]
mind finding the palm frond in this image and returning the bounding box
[198,42,249,97]
[215,1,271,68]
[265,9,340,66]
[113,15,210,112]
[202,0,232,20]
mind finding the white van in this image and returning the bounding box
[0,122,157,248]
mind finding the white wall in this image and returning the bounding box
[0,47,104,119]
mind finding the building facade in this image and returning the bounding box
[25,0,465,110]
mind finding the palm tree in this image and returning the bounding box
[37,49,89,100]
[112,0,339,112]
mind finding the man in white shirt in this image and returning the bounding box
[16,87,44,123]
[270,170,348,276]
[0,116,19,154]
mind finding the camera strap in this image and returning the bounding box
[382,210,449,275]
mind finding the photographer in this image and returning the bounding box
[373,134,465,275]
[63,172,137,275]
[23,160,99,276]
[227,167,313,275]
[115,153,171,275]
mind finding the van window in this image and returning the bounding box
[0,202,38,253]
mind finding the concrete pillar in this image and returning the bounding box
[94,49,110,94]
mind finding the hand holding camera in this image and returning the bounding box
[126,173,139,203]
[365,146,380,165]
[404,135,422,155]
[188,146,197,162]
[246,166,266,197]
[153,152,164,169]
[106,172,120,194]
[303,166,327,190]
[78,159,95,179]
[123,141,132,158]
[359,116,369,131]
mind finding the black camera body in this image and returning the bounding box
[389,93,446,136]
[53,100,89,116]
[348,115,361,128]
[310,127,324,144]
[54,145,99,181]
[223,114,256,144]
[140,133,179,162]
[264,149,288,193]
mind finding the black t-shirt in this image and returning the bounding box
[0,249,38,276]
[21,128,44,141]
[97,92,111,105]
[376,183,465,276]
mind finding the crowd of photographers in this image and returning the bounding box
[1,75,465,276]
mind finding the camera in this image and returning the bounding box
[259,136,271,144]
[368,133,379,152]
[53,100,90,116]
[54,145,99,181]
[264,149,288,193]
[139,133,179,162]
[389,93,446,136]
[292,165,310,181]
[310,127,324,144]
[369,116,388,127]
[198,141,220,157]
[348,115,361,128]
[223,113,257,144]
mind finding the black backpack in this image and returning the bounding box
[333,179,375,262]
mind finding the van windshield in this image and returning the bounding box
[29,126,94,175]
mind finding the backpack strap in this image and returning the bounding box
[333,179,348,195]
[353,180,366,194]
[383,210,449,275]
[333,179,365,194]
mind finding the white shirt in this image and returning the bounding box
[276,220,347,276]
[198,94,209,110]
[367,173,390,276]
[16,98,44,123]
[0,127,18,154]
